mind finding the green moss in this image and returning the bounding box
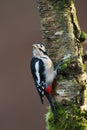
[56,58,73,79]
[79,31,87,42]
[46,102,87,130]
[57,58,71,72]
[60,63,68,70]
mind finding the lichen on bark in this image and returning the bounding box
[37,0,87,129]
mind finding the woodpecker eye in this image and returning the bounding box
[40,44,43,48]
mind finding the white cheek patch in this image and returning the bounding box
[35,61,40,84]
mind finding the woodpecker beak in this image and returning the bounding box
[32,44,37,48]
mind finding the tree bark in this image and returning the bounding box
[37,0,87,129]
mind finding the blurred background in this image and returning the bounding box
[0,0,87,130]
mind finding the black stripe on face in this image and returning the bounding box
[39,48,48,55]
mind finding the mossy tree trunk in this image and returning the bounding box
[37,0,87,129]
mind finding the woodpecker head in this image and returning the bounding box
[32,43,47,57]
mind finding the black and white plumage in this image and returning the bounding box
[30,43,56,116]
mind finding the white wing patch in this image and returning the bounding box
[35,61,40,84]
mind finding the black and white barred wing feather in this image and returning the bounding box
[30,57,46,104]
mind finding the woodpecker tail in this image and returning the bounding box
[45,92,56,116]
[40,95,44,104]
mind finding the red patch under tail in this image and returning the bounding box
[45,84,52,94]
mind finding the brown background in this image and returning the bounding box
[0,0,87,130]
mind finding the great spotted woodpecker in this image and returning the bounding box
[30,43,56,116]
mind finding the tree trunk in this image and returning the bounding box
[37,0,87,129]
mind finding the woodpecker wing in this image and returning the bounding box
[30,57,46,104]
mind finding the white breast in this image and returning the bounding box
[40,56,55,85]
